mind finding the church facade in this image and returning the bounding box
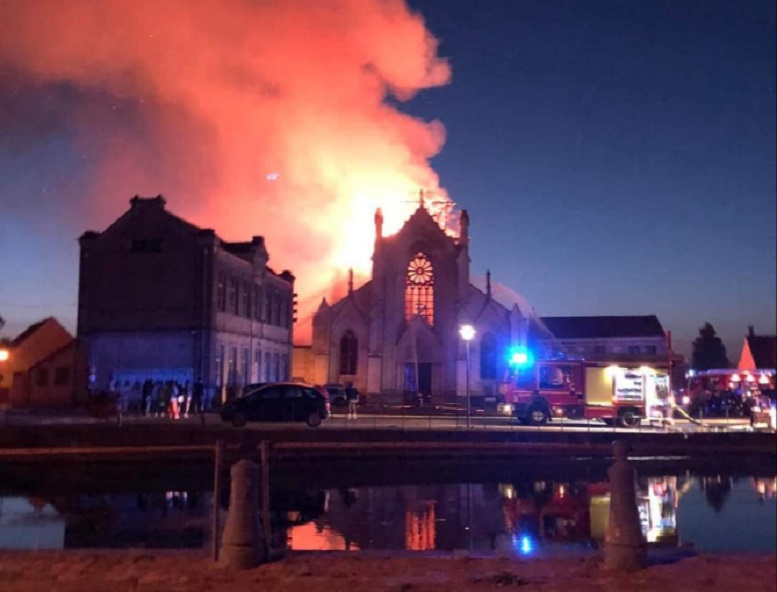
[309,201,532,402]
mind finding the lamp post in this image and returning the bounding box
[459,324,476,429]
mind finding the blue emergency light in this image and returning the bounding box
[508,347,533,368]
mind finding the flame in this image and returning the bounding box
[0,0,452,342]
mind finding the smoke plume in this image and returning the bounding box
[0,0,451,341]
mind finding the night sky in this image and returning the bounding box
[0,0,775,358]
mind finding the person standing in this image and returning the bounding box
[141,379,153,417]
[345,382,359,419]
[156,381,167,418]
[193,379,204,414]
[182,381,193,418]
[170,381,180,419]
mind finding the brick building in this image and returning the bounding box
[0,317,81,408]
[78,195,294,403]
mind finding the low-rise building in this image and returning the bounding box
[78,195,295,404]
[537,315,669,364]
[0,317,79,408]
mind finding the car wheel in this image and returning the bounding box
[528,405,549,426]
[307,412,322,428]
[231,412,247,428]
[618,409,640,428]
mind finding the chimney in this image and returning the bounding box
[748,325,755,338]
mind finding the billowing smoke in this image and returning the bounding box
[0,0,451,341]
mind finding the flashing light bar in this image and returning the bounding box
[508,347,533,368]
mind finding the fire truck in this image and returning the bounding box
[497,355,670,428]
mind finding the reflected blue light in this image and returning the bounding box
[511,533,536,555]
[519,535,534,554]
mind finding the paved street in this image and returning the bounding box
[1,407,761,435]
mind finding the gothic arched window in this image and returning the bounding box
[405,252,434,325]
[339,330,358,375]
[480,332,497,380]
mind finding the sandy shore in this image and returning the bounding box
[0,550,774,592]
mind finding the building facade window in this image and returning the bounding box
[216,344,225,387]
[242,282,252,318]
[273,294,281,326]
[228,278,238,314]
[279,295,287,328]
[645,345,657,355]
[229,346,238,385]
[35,368,49,387]
[480,333,497,380]
[265,291,273,325]
[281,354,289,381]
[339,330,358,375]
[241,348,250,385]
[265,352,271,381]
[216,274,226,312]
[54,367,71,386]
[254,349,262,382]
[628,345,640,355]
[405,252,434,325]
[594,345,606,355]
[253,285,262,321]
[273,353,280,382]
[130,238,163,253]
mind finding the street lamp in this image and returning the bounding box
[459,324,476,429]
[0,349,8,362]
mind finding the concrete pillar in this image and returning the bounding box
[219,459,268,569]
[604,440,647,571]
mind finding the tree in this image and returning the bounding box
[691,322,730,370]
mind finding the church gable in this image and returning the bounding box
[383,205,459,268]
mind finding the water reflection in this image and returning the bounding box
[1,475,775,553]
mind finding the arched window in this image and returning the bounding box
[405,252,434,325]
[339,330,358,375]
[480,333,497,380]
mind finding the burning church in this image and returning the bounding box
[300,194,534,403]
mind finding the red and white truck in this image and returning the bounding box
[498,359,670,427]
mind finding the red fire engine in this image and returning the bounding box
[498,355,670,428]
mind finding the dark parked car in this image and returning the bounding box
[324,384,348,407]
[221,382,330,428]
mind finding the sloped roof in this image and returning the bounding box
[28,338,79,369]
[746,335,777,369]
[539,315,665,340]
[10,318,53,348]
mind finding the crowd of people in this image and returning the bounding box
[107,378,210,419]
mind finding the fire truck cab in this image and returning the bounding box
[499,357,668,428]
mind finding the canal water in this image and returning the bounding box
[0,464,774,555]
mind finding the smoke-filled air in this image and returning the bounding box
[0,0,451,340]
